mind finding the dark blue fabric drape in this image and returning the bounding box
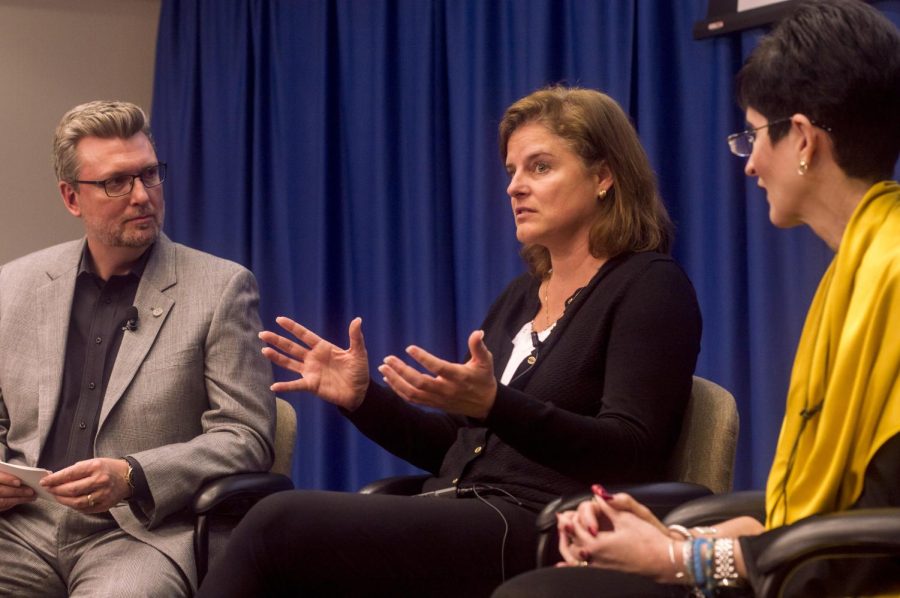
[151,0,900,492]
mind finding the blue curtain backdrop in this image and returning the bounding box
[151,0,900,492]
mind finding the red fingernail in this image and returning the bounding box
[589,526,598,537]
[579,550,590,560]
[592,484,613,500]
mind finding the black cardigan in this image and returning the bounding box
[347,251,702,509]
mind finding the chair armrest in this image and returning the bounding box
[193,472,294,515]
[754,508,900,598]
[358,474,430,495]
[535,482,713,567]
[662,490,765,527]
[193,472,294,583]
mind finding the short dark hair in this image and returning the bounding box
[499,86,672,277]
[736,0,900,181]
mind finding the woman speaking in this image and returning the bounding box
[198,86,701,597]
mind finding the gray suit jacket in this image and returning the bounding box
[0,233,276,590]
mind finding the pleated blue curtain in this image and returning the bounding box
[151,0,900,492]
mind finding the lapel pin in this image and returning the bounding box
[151,307,164,317]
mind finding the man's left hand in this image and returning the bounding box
[40,458,132,513]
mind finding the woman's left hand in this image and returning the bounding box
[557,494,673,582]
[378,330,498,419]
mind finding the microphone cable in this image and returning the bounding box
[467,484,524,584]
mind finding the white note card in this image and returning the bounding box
[0,461,55,500]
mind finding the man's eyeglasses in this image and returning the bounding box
[75,162,167,198]
[727,119,832,157]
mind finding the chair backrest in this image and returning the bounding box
[270,397,298,477]
[665,376,739,494]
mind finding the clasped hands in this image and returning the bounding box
[0,458,132,514]
[259,316,498,419]
[556,484,677,582]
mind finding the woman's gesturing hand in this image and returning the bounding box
[260,316,370,411]
[377,330,498,419]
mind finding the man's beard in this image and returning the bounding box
[98,211,163,248]
[116,224,161,247]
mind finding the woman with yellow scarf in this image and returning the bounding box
[493,0,900,596]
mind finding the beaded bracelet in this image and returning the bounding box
[703,541,714,593]
[683,537,747,596]
[682,540,708,597]
[682,539,696,584]
[668,524,693,540]
[685,538,724,597]
[712,538,743,588]
[693,526,718,536]
[692,538,712,590]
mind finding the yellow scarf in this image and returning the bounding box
[766,180,900,528]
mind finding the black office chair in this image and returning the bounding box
[191,397,297,583]
[664,492,900,597]
[531,376,739,565]
[361,377,741,568]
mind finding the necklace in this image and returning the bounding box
[531,270,553,333]
[533,267,594,333]
[542,274,552,330]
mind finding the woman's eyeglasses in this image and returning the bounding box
[727,119,831,157]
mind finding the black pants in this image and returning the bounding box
[492,567,690,598]
[197,490,539,597]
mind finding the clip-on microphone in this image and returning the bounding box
[122,306,140,332]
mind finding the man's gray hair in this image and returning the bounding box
[52,100,153,184]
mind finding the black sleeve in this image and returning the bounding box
[341,276,533,475]
[344,382,464,474]
[740,432,900,596]
[484,259,702,482]
[124,455,151,502]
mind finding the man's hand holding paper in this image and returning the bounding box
[0,463,41,511]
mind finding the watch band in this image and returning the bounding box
[122,458,135,490]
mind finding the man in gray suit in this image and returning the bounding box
[0,100,276,596]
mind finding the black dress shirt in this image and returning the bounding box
[38,245,152,500]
